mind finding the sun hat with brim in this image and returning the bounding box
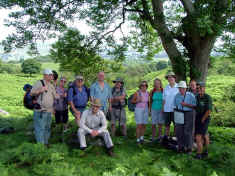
[113,77,124,84]
[197,82,206,87]
[165,71,176,79]
[75,75,84,80]
[43,69,53,75]
[177,81,187,88]
[90,99,102,107]
[23,84,32,91]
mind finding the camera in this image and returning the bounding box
[34,103,41,110]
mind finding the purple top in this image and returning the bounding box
[54,86,67,111]
[136,91,149,108]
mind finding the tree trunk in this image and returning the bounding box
[190,37,216,82]
[151,0,186,82]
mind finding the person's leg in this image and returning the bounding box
[77,128,88,148]
[44,112,52,145]
[33,111,44,144]
[136,124,141,141]
[152,124,156,140]
[120,109,127,136]
[62,109,69,130]
[135,108,142,142]
[157,110,164,138]
[140,108,148,140]
[98,130,114,149]
[164,113,171,136]
[184,111,194,151]
[170,112,176,136]
[151,110,157,140]
[55,111,61,124]
[141,124,146,138]
[196,134,203,154]
[158,124,163,138]
[175,124,184,151]
[110,109,117,137]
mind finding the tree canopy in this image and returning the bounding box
[1,0,234,81]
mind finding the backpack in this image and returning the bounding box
[127,91,141,112]
[23,80,45,110]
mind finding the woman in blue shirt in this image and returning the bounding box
[149,78,164,141]
[174,81,196,153]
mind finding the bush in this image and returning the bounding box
[21,59,41,76]
[0,63,21,74]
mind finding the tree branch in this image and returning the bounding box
[141,0,155,26]
[124,8,143,14]
[180,0,195,14]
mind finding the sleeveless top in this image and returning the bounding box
[136,91,149,108]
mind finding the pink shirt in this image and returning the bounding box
[136,91,149,108]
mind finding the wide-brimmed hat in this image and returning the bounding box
[177,81,187,88]
[113,77,124,84]
[75,75,84,80]
[197,82,206,87]
[43,69,53,75]
[165,71,176,79]
[90,99,102,107]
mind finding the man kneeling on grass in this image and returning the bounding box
[78,99,114,156]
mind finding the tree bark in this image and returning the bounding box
[190,36,216,82]
[151,0,186,82]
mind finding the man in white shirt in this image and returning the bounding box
[163,72,179,137]
[78,99,114,156]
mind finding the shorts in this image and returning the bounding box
[70,107,86,118]
[134,107,148,124]
[151,109,164,125]
[55,109,68,124]
[111,108,126,125]
[164,112,174,126]
[195,115,210,135]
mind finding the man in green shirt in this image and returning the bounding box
[195,82,212,159]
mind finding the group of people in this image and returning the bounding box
[28,69,212,159]
[131,72,212,159]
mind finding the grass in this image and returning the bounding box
[1,57,235,175]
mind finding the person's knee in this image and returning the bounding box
[196,135,202,142]
[78,128,85,135]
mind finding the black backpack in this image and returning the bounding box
[23,80,45,110]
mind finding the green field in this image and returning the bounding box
[1,58,235,176]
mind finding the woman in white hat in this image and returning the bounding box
[174,81,196,153]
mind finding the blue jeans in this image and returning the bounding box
[33,111,52,144]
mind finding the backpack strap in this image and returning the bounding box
[39,80,45,102]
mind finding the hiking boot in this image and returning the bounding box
[202,151,208,158]
[140,139,145,144]
[177,147,184,154]
[80,147,87,151]
[194,153,202,159]
[107,148,114,157]
[185,148,192,155]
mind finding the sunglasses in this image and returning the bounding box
[60,80,66,83]
[141,84,147,87]
[77,79,83,82]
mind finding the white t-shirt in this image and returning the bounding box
[163,83,179,112]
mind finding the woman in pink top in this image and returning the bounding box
[131,81,149,144]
